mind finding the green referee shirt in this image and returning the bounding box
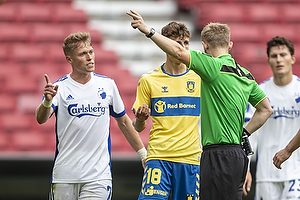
[188,50,266,146]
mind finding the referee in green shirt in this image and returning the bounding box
[127,10,273,200]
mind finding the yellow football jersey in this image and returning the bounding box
[133,65,202,165]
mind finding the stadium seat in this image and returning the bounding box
[0,4,17,23]
[293,65,300,78]
[52,5,88,25]
[0,23,31,43]
[0,113,32,132]
[5,70,39,94]
[96,64,127,80]
[0,45,9,62]
[47,44,68,64]
[11,131,46,151]
[17,94,43,114]
[229,23,262,43]
[246,63,273,84]
[196,4,246,29]
[177,0,201,10]
[231,43,267,66]
[264,0,297,3]
[0,94,16,113]
[247,4,281,24]
[0,133,9,150]
[41,0,72,4]
[17,3,53,23]
[6,0,40,2]
[282,4,300,24]
[93,47,119,65]
[11,44,46,64]
[24,62,65,86]
[261,24,297,44]
[31,24,66,44]
[36,117,56,134]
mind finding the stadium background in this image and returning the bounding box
[0,0,300,199]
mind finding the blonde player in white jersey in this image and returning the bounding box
[36,32,146,200]
[245,36,300,200]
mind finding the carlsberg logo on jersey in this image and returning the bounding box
[272,106,300,119]
[68,103,106,118]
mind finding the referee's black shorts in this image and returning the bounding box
[200,144,248,200]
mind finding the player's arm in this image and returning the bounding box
[36,74,58,124]
[132,104,150,132]
[273,129,300,169]
[115,114,147,164]
[126,10,190,66]
[244,97,273,134]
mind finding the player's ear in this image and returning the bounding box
[228,41,233,51]
[66,56,72,64]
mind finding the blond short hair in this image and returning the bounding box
[201,22,230,48]
[62,32,92,56]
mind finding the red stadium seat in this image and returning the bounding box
[17,3,53,23]
[177,0,201,10]
[11,131,46,151]
[46,44,68,64]
[229,23,262,43]
[247,4,281,24]
[17,94,43,114]
[293,64,300,78]
[93,47,119,65]
[41,0,72,4]
[0,133,9,150]
[0,45,9,62]
[31,24,66,44]
[36,117,56,134]
[246,63,273,84]
[0,113,32,132]
[261,24,297,44]
[52,5,88,24]
[11,44,46,64]
[196,4,246,29]
[232,43,267,66]
[0,24,31,43]
[282,4,300,24]
[0,94,16,113]
[0,4,17,23]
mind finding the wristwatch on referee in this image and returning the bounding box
[146,28,156,38]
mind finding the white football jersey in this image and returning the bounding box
[48,73,125,183]
[245,75,300,182]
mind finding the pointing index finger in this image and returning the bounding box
[44,74,51,84]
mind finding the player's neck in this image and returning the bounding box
[70,71,92,84]
[273,73,293,86]
[163,59,187,75]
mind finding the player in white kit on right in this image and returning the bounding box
[245,36,300,200]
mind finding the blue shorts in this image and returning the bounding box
[138,159,200,200]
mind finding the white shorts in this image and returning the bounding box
[256,180,300,200]
[49,180,112,200]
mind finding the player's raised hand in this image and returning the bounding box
[126,10,150,35]
[44,74,58,101]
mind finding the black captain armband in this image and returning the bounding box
[146,28,155,38]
